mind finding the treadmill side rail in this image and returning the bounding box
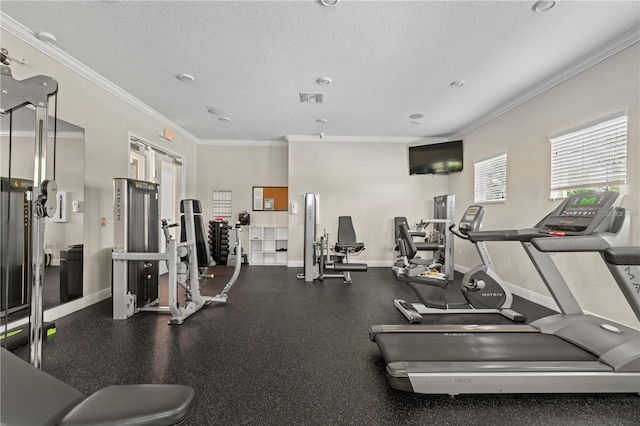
[369,324,537,340]
[386,362,639,395]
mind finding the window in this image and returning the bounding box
[474,153,507,203]
[549,114,627,198]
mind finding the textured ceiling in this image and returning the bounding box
[1,1,638,142]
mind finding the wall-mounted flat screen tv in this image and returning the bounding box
[408,140,463,175]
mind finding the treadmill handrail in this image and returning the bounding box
[466,228,551,243]
[604,247,640,266]
[531,235,612,253]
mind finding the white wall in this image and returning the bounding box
[449,43,639,328]
[287,140,449,265]
[195,144,289,251]
[195,144,288,225]
[2,30,199,307]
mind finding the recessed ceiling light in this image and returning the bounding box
[207,106,223,115]
[450,80,465,88]
[532,1,556,12]
[219,117,231,122]
[177,73,195,82]
[316,118,328,124]
[37,31,57,44]
[319,0,340,6]
[316,77,332,86]
[411,121,422,125]
[409,113,423,119]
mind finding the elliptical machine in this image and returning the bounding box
[393,205,526,323]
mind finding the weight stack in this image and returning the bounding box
[208,221,230,265]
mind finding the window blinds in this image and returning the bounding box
[474,153,507,203]
[549,114,627,192]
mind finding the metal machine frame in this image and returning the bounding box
[112,180,213,324]
[296,193,367,284]
[1,61,58,368]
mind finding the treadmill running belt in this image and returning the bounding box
[375,332,598,363]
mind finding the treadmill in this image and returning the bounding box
[370,191,640,395]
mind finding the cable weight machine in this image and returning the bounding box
[1,57,59,367]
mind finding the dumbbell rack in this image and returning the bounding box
[208,220,230,265]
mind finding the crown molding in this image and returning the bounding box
[0,12,202,146]
[198,139,288,147]
[3,11,636,145]
[285,135,447,144]
[0,130,84,139]
[450,27,640,139]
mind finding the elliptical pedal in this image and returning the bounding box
[394,299,423,323]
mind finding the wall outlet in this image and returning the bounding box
[72,200,83,213]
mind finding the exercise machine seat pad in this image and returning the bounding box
[333,262,368,272]
[414,242,440,251]
[60,384,195,426]
[179,199,203,214]
[393,217,426,240]
[1,347,85,426]
[0,348,195,426]
[335,216,366,253]
[180,199,211,268]
[334,241,365,253]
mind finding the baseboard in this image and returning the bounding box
[43,287,111,322]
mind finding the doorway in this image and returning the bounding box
[128,134,185,274]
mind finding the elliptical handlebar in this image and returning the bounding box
[448,223,470,240]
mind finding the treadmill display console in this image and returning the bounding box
[560,194,608,218]
[459,205,484,233]
[542,192,619,234]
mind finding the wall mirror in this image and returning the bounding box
[1,106,85,325]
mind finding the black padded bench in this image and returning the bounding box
[333,262,368,272]
[330,216,368,282]
[0,348,194,426]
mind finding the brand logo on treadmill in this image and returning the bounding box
[481,293,504,297]
[579,197,597,205]
[420,378,473,384]
[625,267,639,293]
[115,188,122,221]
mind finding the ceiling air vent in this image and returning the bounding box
[299,92,324,103]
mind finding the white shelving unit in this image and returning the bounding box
[249,226,288,265]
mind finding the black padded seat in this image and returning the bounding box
[334,216,366,254]
[414,242,440,251]
[60,385,195,426]
[180,199,211,268]
[334,241,365,253]
[333,262,368,272]
[398,223,419,260]
[393,217,426,240]
[1,348,85,425]
[393,217,436,252]
[1,348,195,426]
